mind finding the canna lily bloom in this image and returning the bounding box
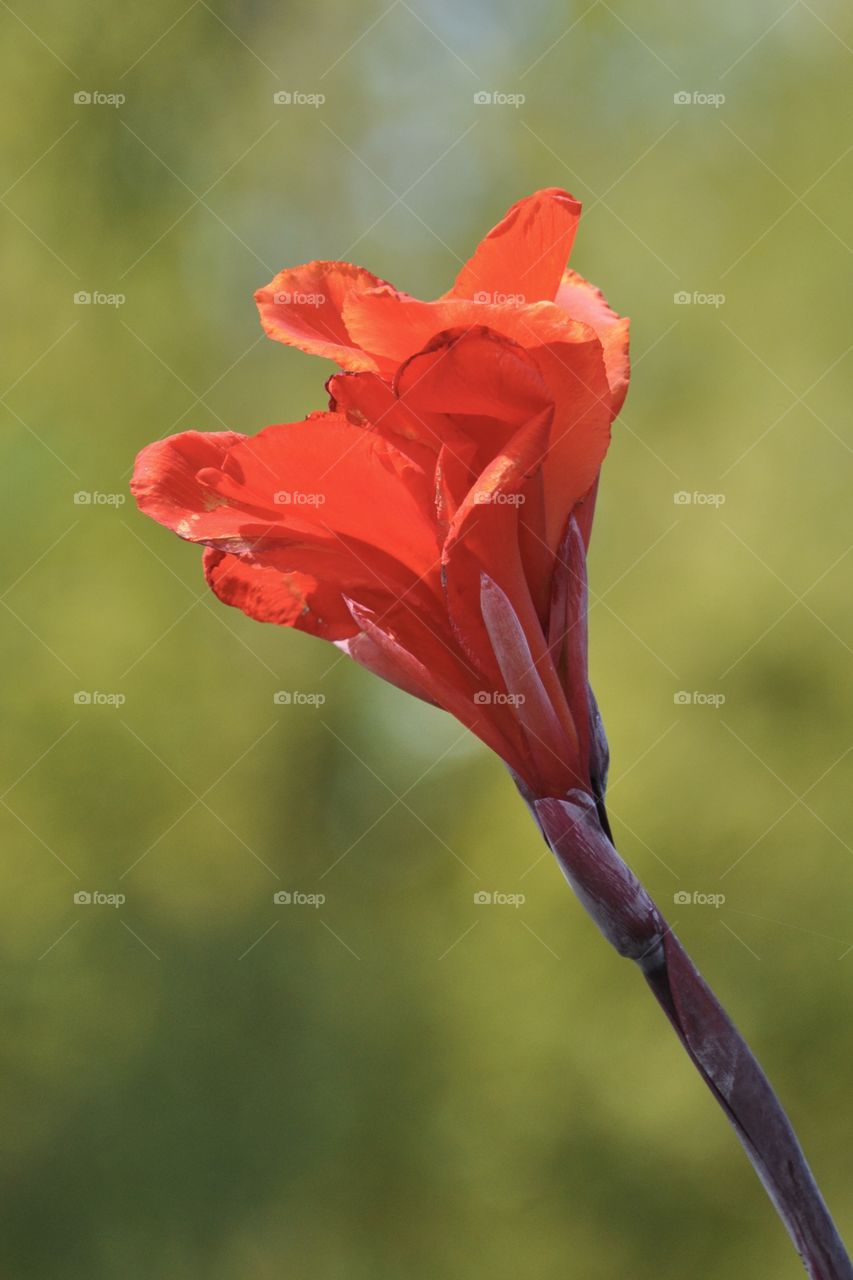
[131,190,852,1280]
[132,189,627,803]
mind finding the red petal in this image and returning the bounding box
[387,321,613,557]
[547,518,591,782]
[204,520,454,643]
[203,548,357,640]
[392,327,550,479]
[515,462,552,625]
[555,269,630,415]
[132,416,440,582]
[529,338,613,550]
[342,597,531,771]
[434,442,477,537]
[391,328,560,609]
[480,574,580,794]
[327,369,470,459]
[132,430,252,543]
[393,326,548,421]
[444,188,582,305]
[441,407,574,755]
[255,261,395,371]
[343,291,595,373]
[572,476,599,550]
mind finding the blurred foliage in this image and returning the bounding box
[1,1,852,1276]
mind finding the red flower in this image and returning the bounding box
[131,189,629,799]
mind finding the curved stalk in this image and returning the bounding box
[532,791,853,1280]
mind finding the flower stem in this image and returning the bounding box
[532,791,853,1280]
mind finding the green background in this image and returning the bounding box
[2,2,851,1276]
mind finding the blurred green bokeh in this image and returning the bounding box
[2,2,852,1276]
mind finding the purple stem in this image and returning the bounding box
[532,790,852,1280]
